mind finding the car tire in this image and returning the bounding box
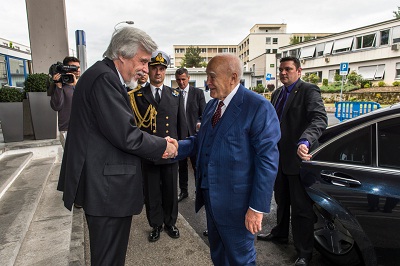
[313,204,362,266]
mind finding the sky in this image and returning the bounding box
[1,0,398,67]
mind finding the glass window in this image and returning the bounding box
[314,126,372,166]
[300,45,316,58]
[378,118,400,170]
[0,55,7,87]
[375,64,385,79]
[396,63,400,79]
[272,49,277,54]
[266,49,271,54]
[332,37,354,53]
[266,37,271,44]
[9,57,26,87]
[315,43,325,57]
[358,66,377,80]
[355,33,376,49]
[273,38,278,44]
[323,41,334,55]
[392,26,400,44]
[380,29,390,46]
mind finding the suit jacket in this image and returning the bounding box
[271,79,327,175]
[57,58,166,217]
[176,85,280,226]
[132,84,187,164]
[181,86,206,137]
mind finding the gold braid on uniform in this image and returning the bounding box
[128,85,157,132]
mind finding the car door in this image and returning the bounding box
[301,116,400,265]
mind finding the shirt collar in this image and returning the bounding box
[115,68,126,86]
[285,79,299,93]
[221,83,240,107]
[150,84,163,94]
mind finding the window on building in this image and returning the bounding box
[332,37,354,53]
[273,38,278,44]
[323,41,334,55]
[393,26,400,44]
[9,57,26,87]
[266,37,271,44]
[358,64,385,80]
[328,69,337,82]
[201,48,206,53]
[289,49,299,58]
[396,63,400,79]
[272,49,278,54]
[315,43,325,57]
[0,55,7,87]
[300,45,316,58]
[175,48,185,53]
[266,49,271,54]
[355,33,376,49]
[380,29,390,46]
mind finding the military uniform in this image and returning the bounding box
[128,51,187,241]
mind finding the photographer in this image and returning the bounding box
[50,56,80,147]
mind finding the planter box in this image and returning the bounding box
[0,102,24,142]
[27,92,57,140]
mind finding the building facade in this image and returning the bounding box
[0,38,32,88]
[280,18,400,86]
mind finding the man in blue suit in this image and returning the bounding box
[173,54,280,265]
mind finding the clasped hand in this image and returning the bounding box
[162,137,178,159]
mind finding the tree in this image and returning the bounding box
[181,46,204,68]
[394,6,400,18]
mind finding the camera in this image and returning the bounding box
[49,62,78,84]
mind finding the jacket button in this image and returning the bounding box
[166,123,169,127]
[166,116,169,119]
[166,130,169,133]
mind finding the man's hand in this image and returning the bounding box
[52,73,62,88]
[245,208,263,234]
[162,137,178,159]
[297,143,311,161]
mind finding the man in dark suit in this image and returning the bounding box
[175,67,206,202]
[57,27,177,266]
[129,51,186,242]
[257,56,328,266]
[172,54,280,265]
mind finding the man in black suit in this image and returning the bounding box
[57,27,177,266]
[257,56,327,266]
[128,51,186,242]
[175,68,206,202]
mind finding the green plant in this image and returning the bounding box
[253,83,265,93]
[378,81,386,87]
[0,87,24,102]
[393,81,400,86]
[267,84,275,92]
[346,71,362,86]
[360,79,372,88]
[322,78,328,86]
[24,73,49,92]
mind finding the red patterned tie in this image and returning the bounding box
[212,101,224,127]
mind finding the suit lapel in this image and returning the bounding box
[142,84,158,106]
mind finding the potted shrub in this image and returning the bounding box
[24,73,57,140]
[0,86,24,142]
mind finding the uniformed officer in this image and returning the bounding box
[128,51,187,242]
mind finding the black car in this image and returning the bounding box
[300,103,400,266]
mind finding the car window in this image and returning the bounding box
[314,126,372,166]
[378,117,400,170]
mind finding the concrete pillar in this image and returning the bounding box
[25,0,69,74]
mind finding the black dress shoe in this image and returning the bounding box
[257,233,288,244]
[203,229,208,236]
[148,226,163,242]
[164,225,180,238]
[178,192,188,202]
[294,257,310,266]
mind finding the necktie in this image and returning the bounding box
[275,87,288,120]
[212,101,224,127]
[182,90,187,110]
[155,88,161,104]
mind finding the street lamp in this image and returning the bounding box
[114,21,134,30]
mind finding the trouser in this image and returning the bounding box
[85,214,132,266]
[143,162,178,227]
[178,155,196,193]
[272,167,315,259]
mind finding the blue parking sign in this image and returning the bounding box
[266,73,272,81]
[340,62,349,76]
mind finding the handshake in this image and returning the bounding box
[162,137,179,159]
